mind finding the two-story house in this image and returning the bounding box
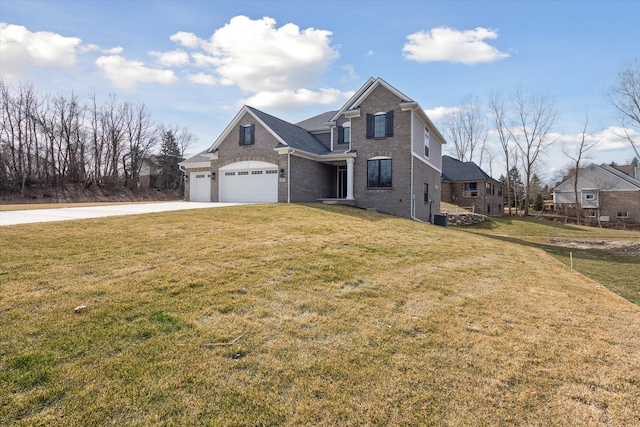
[179,78,446,222]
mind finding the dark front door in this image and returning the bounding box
[338,166,347,199]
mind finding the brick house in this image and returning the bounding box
[553,163,640,224]
[179,78,446,222]
[440,155,504,216]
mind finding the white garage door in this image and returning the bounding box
[219,161,278,203]
[190,172,211,202]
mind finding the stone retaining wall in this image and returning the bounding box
[442,211,488,226]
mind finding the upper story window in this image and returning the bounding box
[337,122,351,144]
[463,182,478,197]
[367,157,392,188]
[424,127,430,157]
[366,110,394,139]
[585,194,595,200]
[239,124,255,146]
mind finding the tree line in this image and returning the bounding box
[0,79,194,197]
[440,59,639,218]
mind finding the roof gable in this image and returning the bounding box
[555,163,640,192]
[208,105,329,156]
[330,77,413,122]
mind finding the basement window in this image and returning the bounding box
[617,212,629,218]
[585,211,596,218]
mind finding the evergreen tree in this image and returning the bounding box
[533,193,544,211]
[158,129,181,191]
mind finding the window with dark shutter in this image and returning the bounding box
[366,114,374,139]
[385,110,394,137]
[239,124,255,145]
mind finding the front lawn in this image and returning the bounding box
[1,204,639,425]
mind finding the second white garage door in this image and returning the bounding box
[219,161,279,203]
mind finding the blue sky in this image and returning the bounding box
[1,0,639,181]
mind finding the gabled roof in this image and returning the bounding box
[207,105,329,156]
[246,107,330,155]
[600,164,640,187]
[441,155,501,184]
[296,110,338,132]
[330,77,413,122]
[554,163,640,192]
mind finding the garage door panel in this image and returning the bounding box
[219,163,278,203]
[190,172,210,202]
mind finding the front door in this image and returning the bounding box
[337,166,347,199]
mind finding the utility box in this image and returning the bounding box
[433,214,447,227]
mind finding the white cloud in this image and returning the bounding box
[169,15,348,106]
[426,106,460,121]
[79,44,123,54]
[403,27,509,64]
[95,55,177,90]
[170,31,201,49]
[243,88,352,110]
[187,72,217,86]
[150,49,190,67]
[0,23,81,76]
[594,126,639,152]
[341,64,358,83]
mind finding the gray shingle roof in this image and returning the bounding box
[247,106,330,155]
[295,110,338,131]
[441,155,500,184]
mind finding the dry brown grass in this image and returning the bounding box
[1,204,639,426]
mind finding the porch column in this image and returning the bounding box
[346,158,354,200]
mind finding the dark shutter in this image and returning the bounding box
[385,110,394,137]
[366,114,374,139]
[239,125,245,145]
[337,126,344,143]
[249,124,255,145]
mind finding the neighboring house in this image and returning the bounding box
[440,155,504,216]
[179,77,446,222]
[138,155,161,188]
[553,163,640,224]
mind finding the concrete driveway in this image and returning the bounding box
[0,202,245,226]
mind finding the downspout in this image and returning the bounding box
[287,151,291,203]
[410,110,417,221]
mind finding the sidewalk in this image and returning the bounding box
[0,202,244,226]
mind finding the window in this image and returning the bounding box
[251,170,263,175]
[237,171,249,176]
[424,183,429,203]
[585,194,595,200]
[367,158,392,187]
[225,172,235,176]
[265,170,278,174]
[239,124,255,145]
[338,123,350,144]
[585,211,597,217]
[463,182,478,197]
[196,174,205,179]
[424,127,430,157]
[366,110,394,139]
[617,212,629,218]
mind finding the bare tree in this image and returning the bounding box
[122,102,157,188]
[442,95,487,163]
[606,59,640,158]
[561,115,601,224]
[508,89,559,216]
[488,91,514,215]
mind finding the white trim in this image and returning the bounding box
[369,155,391,160]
